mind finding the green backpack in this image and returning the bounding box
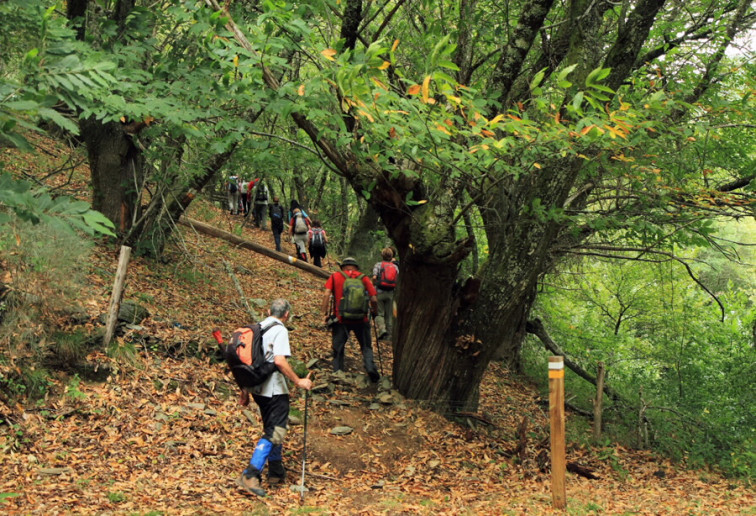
[339,272,369,321]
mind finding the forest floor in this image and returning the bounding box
[1,135,754,514]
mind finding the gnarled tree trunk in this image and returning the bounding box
[81,119,144,234]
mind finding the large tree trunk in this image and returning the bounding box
[393,254,486,412]
[81,119,144,234]
[472,159,584,366]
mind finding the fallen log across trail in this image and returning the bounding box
[179,217,331,280]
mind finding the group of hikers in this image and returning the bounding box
[226,176,329,267]
[230,248,399,497]
[226,176,270,223]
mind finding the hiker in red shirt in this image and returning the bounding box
[321,257,380,382]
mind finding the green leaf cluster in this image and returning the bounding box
[0,173,115,237]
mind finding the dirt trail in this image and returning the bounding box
[1,205,753,515]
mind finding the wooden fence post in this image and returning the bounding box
[103,245,132,348]
[549,355,566,510]
[593,361,606,441]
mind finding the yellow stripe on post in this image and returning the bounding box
[549,356,566,510]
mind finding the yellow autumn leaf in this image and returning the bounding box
[605,125,627,139]
[490,114,505,124]
[233,55,239,68]
[321,48,337,61]
[378,60,390,70]
[435,123,451,135]
[422,75,431,103]
[408,84,421,95]
[358,110,375,122]
[371,77,388,90]
[298,84,306,96]
[533,162,542,169]
[391,39,400,52]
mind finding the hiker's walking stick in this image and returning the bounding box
[299,389,310,502]
[371,314,384,376]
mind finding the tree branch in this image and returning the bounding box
[574,245,726,321]
[525,318,622,402]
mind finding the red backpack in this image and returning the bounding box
[378,261,398,290]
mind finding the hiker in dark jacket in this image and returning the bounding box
[307,220,328,268]
[268,196,286,252]
[321,258,380,382]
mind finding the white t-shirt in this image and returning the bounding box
[251,316,290,397]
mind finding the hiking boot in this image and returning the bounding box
[268,460,286,487]
[268,475,285,487]
[237,472,265,497]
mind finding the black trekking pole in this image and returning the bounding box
[298,389,310,502]
[371,314,384,376]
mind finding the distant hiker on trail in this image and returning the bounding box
[240,178,250,215]
[321,257,380,382]
[268,196,286,252]
[290,207,311,262]
[227,175,240,215]
[372,247,398,341]
[308,220,328,268]
[244,177,260,219]
[253,179,271,230]
[237,298,313,498]
[288,199,310,221]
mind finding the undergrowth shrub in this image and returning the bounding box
[0,218,92,399]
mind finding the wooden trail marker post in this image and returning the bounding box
[549,355,566,510]
[103,245,132,348]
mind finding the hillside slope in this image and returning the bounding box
[0,139,753,514]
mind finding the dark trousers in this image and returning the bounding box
[253,393,290,443]
[272,228,283,252]
[331,321,378,376]
[309,246,326,267]
[246,394,289,475]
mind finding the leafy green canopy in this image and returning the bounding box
[203,0,755,260]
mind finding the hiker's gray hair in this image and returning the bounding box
[270,298,291,318]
